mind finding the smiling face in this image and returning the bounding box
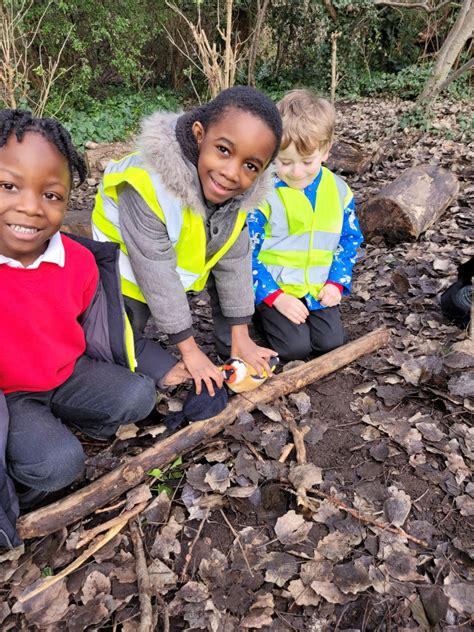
[275,142,330,190]
[192,108,276,204]
[0,132,70,267]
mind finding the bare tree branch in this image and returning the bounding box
[437,56,474,90]
[374,0,457,12]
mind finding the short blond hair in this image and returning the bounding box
[277,89,336,156]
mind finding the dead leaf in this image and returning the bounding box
[383,552,424,582]
[289,391,312,415]
[143,490,171,524]
[418,585,449,626]
[274,510,312,545]
[125,483,152,510]
[187,464,212,492]
[288,463,322,490]
[148,558,177,594]
[384,486,412,527]
[415,420,445,442]
[82,570,111,604]
[257,403,282,422]
[455,494,474,516]
[115,422,139,440]
[178,580,209,603]
[310,579,353,604]
[151,515,182,560]
[317,532,353,562]
[204,463,231,493]
[443,581,474,615]
[13,579,70,626]
[333,560,372,594]
[287,579,321,606]
[448,373,474,398]
[259,552,298,587]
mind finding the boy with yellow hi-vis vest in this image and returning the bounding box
[248,90,364,361]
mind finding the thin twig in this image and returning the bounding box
[305,488,429,547]
[279,443,295,463]
[279,404,308,464]
[18,519,128,603]
[180,507,210,582]
[154,592,170,632]
[219,509,254,577]
[76,501,148,549]
[130,519,154,632]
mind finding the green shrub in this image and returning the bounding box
[59,89,180,147]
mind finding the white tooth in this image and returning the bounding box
[11,224,38,234]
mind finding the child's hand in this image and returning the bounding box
[273,293,309,324]
[180,346,223,396]
[162,361,192,387]
[318,284,342,307]
[231,329,277,378]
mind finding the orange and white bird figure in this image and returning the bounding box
[221,356,279,393]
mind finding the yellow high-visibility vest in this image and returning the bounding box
[258,167,352,299]
[92,152,248,303]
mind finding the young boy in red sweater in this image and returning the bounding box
[0,109,158,523]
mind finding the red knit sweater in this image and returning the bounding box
[0,235,99,394]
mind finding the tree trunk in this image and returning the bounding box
[224,0,233,89]
[359,165,460,244]
[419,0,474,101]
[17,328,390,539]
[247,0,269,86]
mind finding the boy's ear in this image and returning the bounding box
[322,145,332,162]
[192,121,205,146]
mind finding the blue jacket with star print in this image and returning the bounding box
[248,168,363,309]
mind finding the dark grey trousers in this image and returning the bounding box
[256,302,345,361]
[124,278,233,359]
[6,355,156,495]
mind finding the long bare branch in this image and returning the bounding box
[374,0,456,12]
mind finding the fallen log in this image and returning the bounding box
[359,165,459,244]
[18,327,390,539]
[84,140,135,179]
[327,139,382,174]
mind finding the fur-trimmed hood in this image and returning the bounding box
[137,111,273,218]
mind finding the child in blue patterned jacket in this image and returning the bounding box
[247,90,363,361]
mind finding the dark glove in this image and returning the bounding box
[164,382,228,431]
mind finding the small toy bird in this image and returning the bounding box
[221,356,279,393]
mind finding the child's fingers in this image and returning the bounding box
[194,375,203,395]
[204,375,216,397]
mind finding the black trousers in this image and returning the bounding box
[6,355,156,496]
[124,277,233,360]
[256,302,345,361]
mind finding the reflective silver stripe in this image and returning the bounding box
[267,264,305,285]
[333,173,349,207]
[308,266,331,284]
[176,266,200,290]
[98,153,203,291]
[93,224,140,287]
[105,153,185,245]
[100,188,121,232]
[263,189,289,237]
[147,170,184,246]
[262,232,311,252]
[105,152,144,174]
[312,231,341,251]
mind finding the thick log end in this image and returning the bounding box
[360,165,460,244]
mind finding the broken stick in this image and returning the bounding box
[18,327,390,539]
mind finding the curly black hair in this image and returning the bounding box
[0,109,87,186]
[175,86,282,166]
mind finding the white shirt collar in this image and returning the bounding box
[0,231,65,269]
